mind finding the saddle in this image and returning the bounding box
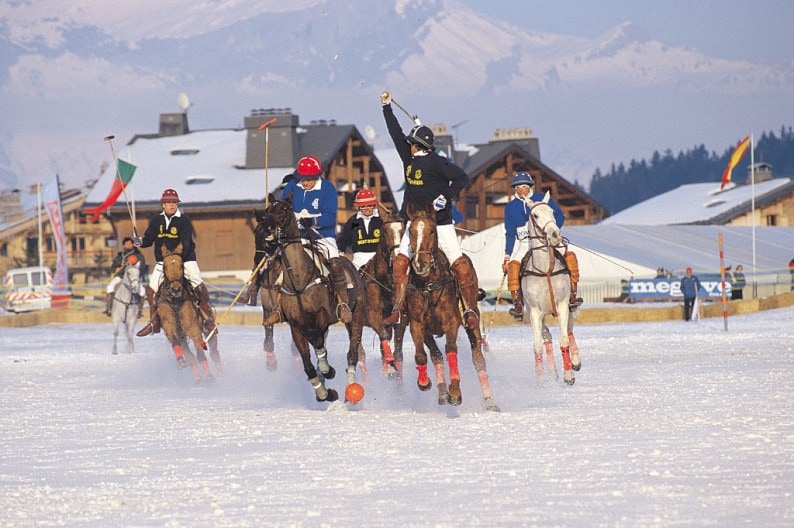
[519,247,570,278]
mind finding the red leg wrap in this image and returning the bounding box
[561,347,572,371]
[447,352,460,381]
[416,364,429,386]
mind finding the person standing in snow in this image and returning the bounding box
[680,267,701,321]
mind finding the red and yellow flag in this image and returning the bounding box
[720,135,750,190]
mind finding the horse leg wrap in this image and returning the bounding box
[200,359,211,376]
[534,352,544,378]
[434,363,446,386]
[447,352,460,381]
[316,347,331,375]
[381,340,394,370]
[561,346,572,371]
[416,364,430,388]
[346,365,357,385]
[477,370,493,399]
[310,376,328,400]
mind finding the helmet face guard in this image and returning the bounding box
[405,125,434,150]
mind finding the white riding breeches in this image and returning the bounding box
[148,260,203,290]
[301,236,340,260]
[352,252,375,269]
[398,222,462,263]
[510,238,530,262]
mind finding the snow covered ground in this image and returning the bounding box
[1,308,792,527]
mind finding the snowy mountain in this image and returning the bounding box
[1,0,792,192]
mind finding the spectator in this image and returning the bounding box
[680,267,702,322]
[731,264,746,300]
[789,258,794,291]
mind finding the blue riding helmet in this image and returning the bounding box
[511,172,534,187]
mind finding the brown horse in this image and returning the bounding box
[252,213,285,371]
[357,214,408,381]
[404,202,499,411]
[158,244,223,385]
[258,195,366,402]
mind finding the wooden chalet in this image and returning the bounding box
[85,108,395,275]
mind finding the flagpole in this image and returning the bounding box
[37,183,43,268]
[750,133,756,299]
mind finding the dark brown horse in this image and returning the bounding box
[252,213,285,371]
[357,214,408,381]
[405,202,499,411]
[158,244,223,385]
[258,195,367,402]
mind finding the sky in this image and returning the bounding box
[1,305,792,526]
[1,0,792,195]
[462,0,794,63]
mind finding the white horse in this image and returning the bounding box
[520,193,580,385]
[111,262,141,355]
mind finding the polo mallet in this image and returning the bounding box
[205,254,269,341]
[104,135,139,238]
[384,92,421,126]
[483,270,507,351]
[258,117,277,207]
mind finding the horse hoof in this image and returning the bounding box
[321,366,336,380]
[266,360,278,371]
[417,379,432,392]
[321,389,338,402]
[176,357,188,370]
[485,398,501,412]
[204,375,216,387]
[571,357,582,371]
[564,376,576,386]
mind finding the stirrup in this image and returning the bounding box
[383,307,401,326]
[136,322,154,337]
[337,303,352,324]
[509,305,524,321]
[463,309,479,330]
[569,295,583,310]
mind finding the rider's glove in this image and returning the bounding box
[432,194,447,211]
[380,91,392,106]
[502,256,510,273]
[132,236,142,247]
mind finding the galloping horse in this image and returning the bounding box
[158,244,223,385]
[259,195,366,402]
[252,211,286,371]
[111,260,141,355]
[358,213,408,380]
[520,193,581,385]
[404,202,499,411]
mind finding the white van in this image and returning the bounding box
[3,266,53,313]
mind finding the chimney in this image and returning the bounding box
[428,124,454,156]
[746,162,773,184]
[159,112,189,137]
[245,108,299,169]
[491,127,540,160]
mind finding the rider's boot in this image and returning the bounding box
[137,294,144,319]
[136,286,160,337]
[238,274,260,306]
[195,282,217,334]
[329,257,352,324]
[507,260,523,321]
[383,253,410,326]
[104,293,113,317]
[451,256,480,330]
[564,251,583,310]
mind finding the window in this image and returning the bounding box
[766,215,778,226]
[71,237,86,252]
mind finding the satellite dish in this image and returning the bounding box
[178,92,192,112]
[364,125,378,142]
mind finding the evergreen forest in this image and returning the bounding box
[588,126,794,214]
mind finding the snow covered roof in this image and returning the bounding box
[85,130,294,207]
[601,178,794,225]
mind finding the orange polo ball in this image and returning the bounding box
[345,383,365,403]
